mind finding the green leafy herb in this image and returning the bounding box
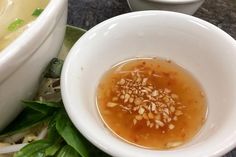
[0,108,49,138]
[22,101,56,115]
[24,100,61,109]
[32,8,44,17]
[47,121,59,142]
[8,18,24,31]
[56,145,80,157]
[45,138,63,156]
[0,96,61,137]
[14,140,52,157]
[55,111,89,157]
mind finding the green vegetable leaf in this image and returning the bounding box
[45,138,63,156]
[56,145,80,157]
[32,8,44,17]
[45,115,64,156]
[24,100,62,108]
[44,58,64,78]
[47,120,60,142]
[0,108,49,137]
[0,100,61,137]
[14,140,52,157]
[22,100,58,115]
[55,111,89,157]
[8,18,24,31]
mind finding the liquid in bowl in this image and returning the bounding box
[0,0,49,51]
[96,57,207,150]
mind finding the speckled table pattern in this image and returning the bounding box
[67,0,236,156]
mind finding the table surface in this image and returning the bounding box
[67,0,236,156]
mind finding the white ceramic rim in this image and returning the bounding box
[0,0,67,83]
[146,0,204,4]
[61,11,236,157]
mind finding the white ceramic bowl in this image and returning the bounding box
[127,0,205,15]
[0,0,67,129]
[61,11,236,157]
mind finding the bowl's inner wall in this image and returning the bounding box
[65,12,236,156]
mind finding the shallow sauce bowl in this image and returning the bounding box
[0,0,67,129]
[61,11,236,157]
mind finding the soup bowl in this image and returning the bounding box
[0,0,67,129]
[61,11,236,157]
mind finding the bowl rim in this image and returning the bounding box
[61,10,236,157]
[134,0,204,4]
[0,0,67,83]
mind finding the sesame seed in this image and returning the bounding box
[138,107,145,115]
[146,120,151,127]
[135,115,143,120]
[120,95,125,99]
[163,108,170,115]
[134,98,142,105]
[164,88,171,93]
[151,102,156,111]
[169,124,175,130]
[148,112,154,119]
[171,94,179,99]
[107,102,118,108]
[129,97,134,103]
[119,78,125,85]
[175,110,183,116]
[151,90,158,97]
[112,97,118,101]
[173,116,178,121]
[155,120,164,127]
[170,106,175,112]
